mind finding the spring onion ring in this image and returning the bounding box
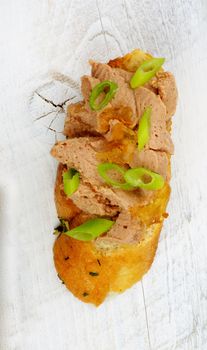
[130,58,165,89]
[63,168,80,196]
[97,163,134,190]
[137,107,151,151]
[64,218,114,241]
[89,80,118,111]
[124,167,165,190]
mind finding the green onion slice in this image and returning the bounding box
[137,107,151,151]
[89,80,118,111]
[124,167,165,190]
[64,218,114,241]
[98,162,134,190]
[130,58,165,89]
[63,168,80,196]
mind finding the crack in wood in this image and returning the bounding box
[122,0,132,50]
[47,126,62,134]
[32,90,76,125]
[47,110,60,132]
[34,110,57,122]
[90,30,124,55]
[35,91,75,109]
[141,282,152,350]
[105,31,124,55]
[96,0,110,60]
[42,124,63,143]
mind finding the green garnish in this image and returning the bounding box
[98,162,164,191]
[89,80,118,111]
[53,219,69,235]
[97,162,134,190]
[137,107,151,151]
[124,167,165,190]
[130,58,165,89]
[89,272,99,276]
[63,218,114,241]
[63,168,80,196]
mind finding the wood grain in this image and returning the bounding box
[0,0,207,349]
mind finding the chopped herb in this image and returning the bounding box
[97,259,101,266]
[53,229,60,235]
[53,219,69,235]
[60,219,70,231]
[89,272,99,277]
[83,292,89,297]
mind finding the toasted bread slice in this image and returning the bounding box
[54,164,170,306]
[53,50,176,306]
[54,223,162,306]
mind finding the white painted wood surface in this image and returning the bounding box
[1,0,207,349]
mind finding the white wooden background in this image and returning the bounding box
[0,1,207,349]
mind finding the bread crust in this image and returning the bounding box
[54,220,162,306]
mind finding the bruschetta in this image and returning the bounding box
[51,49,178,306]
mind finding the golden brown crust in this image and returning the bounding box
[54,223,162,306]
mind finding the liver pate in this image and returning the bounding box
[51,56,177,244]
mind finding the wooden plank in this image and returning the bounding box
[0,0,207,349]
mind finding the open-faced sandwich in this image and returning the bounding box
[51,49,178,306]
